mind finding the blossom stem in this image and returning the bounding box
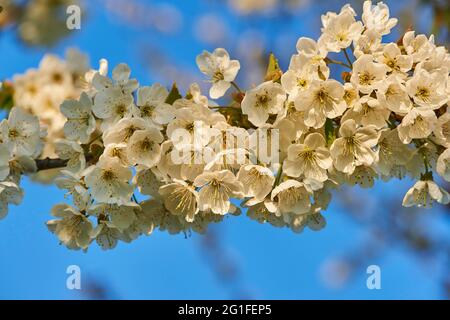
[325,58,352,70]
[274,165,283,186]
[231,81,243,93]
[343,48,353,67]
[423,153,430,174]
[86,133,103,146]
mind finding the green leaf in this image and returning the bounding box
[264,53,282,82]
[0,81,14,112]
[165,82,182,104]
[325,118,336,147]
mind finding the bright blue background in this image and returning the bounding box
[0,0,448,299]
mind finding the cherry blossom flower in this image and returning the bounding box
[402,180,450,208]
[84,158,133,204]
[295,80,346,129]
[196,48,240,99]
[194,170,244,215]
[330,119,379,174]
[241,81,286,127]
[283,133,332,182]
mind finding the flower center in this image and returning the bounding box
[52,72,63,84]
[416,87,430,101]
[8,128,19,139]
[386,59,396,69]
[101,169,116,181]
[185,122,195,133]
[336,32,348,42]
[297,78,308,88]
[140,138,154,151]
[115,103,127,116]
[316,89,329,104]
[359,72,374,85]
[343,136,359,155]
[255,93,270,109]
[124,126,137,140]
[141,104,155,117]
[212,70,224,82]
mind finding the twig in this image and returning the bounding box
[35,158,69,171]
[35,153,93,171]
[343,48,353,67]
[231,81,243,94]
[325,58,352,69]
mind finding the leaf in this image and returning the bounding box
[264,53,282,82]
[165,82,182,104]
[324,118,336,147]
[0,81,14,111]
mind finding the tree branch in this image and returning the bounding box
[35,153,93,171]
[35,158,69,171]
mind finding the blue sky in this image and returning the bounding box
[0,0,447,299]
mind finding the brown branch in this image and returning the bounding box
[35,153,94,171]
[35,158,69,171]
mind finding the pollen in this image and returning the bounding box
[359,72,374,85]
[139,138,154,151]
[101,169,116,181]
[115,103,127,116]
[416,87,430,101]
[141,104,155,117]
[8,128,19,138]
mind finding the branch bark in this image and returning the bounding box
[35,158,69,171]
[34,153,93,171]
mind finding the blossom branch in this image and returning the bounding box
[35,157,69,171]
[35,153,94,171]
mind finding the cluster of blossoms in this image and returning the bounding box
[2,1,450,251]
[0,107,46,219]
[0,0,80,47]
[11,48,98,161]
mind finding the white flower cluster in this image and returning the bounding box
[11,49,102,160]
[3,1,450,251]
[0,107,46,219]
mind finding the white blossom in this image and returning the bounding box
[437,148,450,182]
[270,180,312,216]
[241,81,286,127]
[84,158,133,204]
[127,128,164,168]
[330,119,379,174]
[46,204,93,250]
[350,54,387,94]
[283,133,332,182]
[135,84,175,127]
[237,165,274,205]
[196,48,240,99]
[295,80,346,129]
[402,180,450,208]
[93,87,135,127]
[60,92,96,143]
[362,1,397,35]
[159,179,199,222]
[405,69,448,109]
[319,6,363,53]
[0,181,23,220]
[0,107,43,157]
[397,108,437,144]
[193,170,244,215]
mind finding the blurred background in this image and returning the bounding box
[0,0,450,299]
